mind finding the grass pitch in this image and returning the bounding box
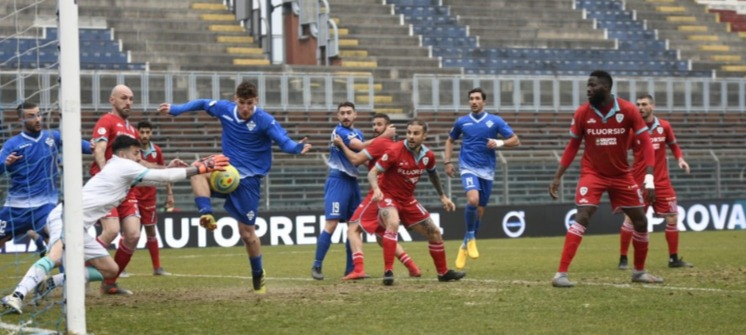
[2,230,745,334]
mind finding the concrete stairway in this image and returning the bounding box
[625,0,746,76]
[88,0,270,71]
[327,0,461,114]
[444,0,614,49]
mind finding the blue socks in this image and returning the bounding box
[195,196,212,215]
[249,255,263,277]
[465,204,477,241]
[313,231,333,268]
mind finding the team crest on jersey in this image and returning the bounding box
[247,210,255,221]
[657,127,663,134]
[615,114,624,123]
[382,154,388,161]
[247,121,256,131]
[587,118,596,124]
[422,157,429,166]
[97,127,106,135]
[486,120,494,128]
[347,132,357,140]
[579,186,588,196]
[45,137,55,147]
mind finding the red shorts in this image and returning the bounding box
[376,194,430,229]
[575,172,644,213]
[350,191,384,235]
[633,175,678,217]
[138,196,158,226]
[103,188,140,220]
[644,187,677,217]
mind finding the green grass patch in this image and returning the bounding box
[2,230,745,334]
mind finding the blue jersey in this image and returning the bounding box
[327,124,364,177]
[169,99,305,177]
[449,112,514,180]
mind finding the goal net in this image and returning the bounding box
[1,0,84,333]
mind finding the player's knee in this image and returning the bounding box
[466,195,479,207]
[101,264,119,279]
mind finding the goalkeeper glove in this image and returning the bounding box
[193,154,229,174]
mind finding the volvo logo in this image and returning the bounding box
[502,211,526,238]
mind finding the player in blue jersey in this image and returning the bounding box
[0,102,92,251]
[311,101,364,280]
[443,88,521,270]
[158,81,312,294]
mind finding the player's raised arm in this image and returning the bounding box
[139,154,229,186]
[158,99,214,117]
[266,119,311,154]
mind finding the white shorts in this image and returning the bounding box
[49,204,110,261]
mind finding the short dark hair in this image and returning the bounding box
[468,88,487,101]
[636,93,655,104]
[16,101,38,118]
[372,112,390,124]
[111,135,140,154]
[589,70,613,89]
[137,120,153,130]
[406,118,428,133]
[337,101,355,111]
[236,81,258,99]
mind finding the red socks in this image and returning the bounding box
[619,219,633,256]
[558,223,586,273]
[665,222,679,256]
[428,242,448,275]
[146,237,160,270]
[632,230,649,271]
[382,230,397,272]
[104,243,134,285]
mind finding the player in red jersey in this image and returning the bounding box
[618,94,692,270]
[369,119,465,285]
[91,84,141,295]
[92,85,184,295]
[134,121,174,276]
[333,113,422,280]
[548,70,663,287]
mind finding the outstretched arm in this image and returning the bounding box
[158,99,213,116]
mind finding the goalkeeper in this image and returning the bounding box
[1,135,228,314]
[158,81,311,294]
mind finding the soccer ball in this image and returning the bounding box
[209,164,240,194]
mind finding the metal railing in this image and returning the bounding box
[413,74,746,114]
[0,70,375,113]
[170,148,744,211]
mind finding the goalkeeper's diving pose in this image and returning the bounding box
[158,80,312,294]
[1,135,229,314]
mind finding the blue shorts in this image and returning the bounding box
[213,176,261,225]
[460,173,493,207]
[323,175,361,222]
[0,203,55,240]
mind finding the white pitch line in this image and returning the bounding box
[0,321,57,334]
[141,273,746,293]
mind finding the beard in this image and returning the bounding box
[588,91,605,108]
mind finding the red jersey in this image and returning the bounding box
[630,117,682,187]
[89,113,138,176]
[375,140,436,200]
[362,136,395,170]
[136,142,165,200]
[569,97,649,178]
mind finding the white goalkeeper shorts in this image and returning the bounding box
[49,204,110,261]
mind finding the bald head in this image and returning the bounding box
[109,84,133,119]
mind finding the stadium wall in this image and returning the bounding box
[3,198,743,253]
